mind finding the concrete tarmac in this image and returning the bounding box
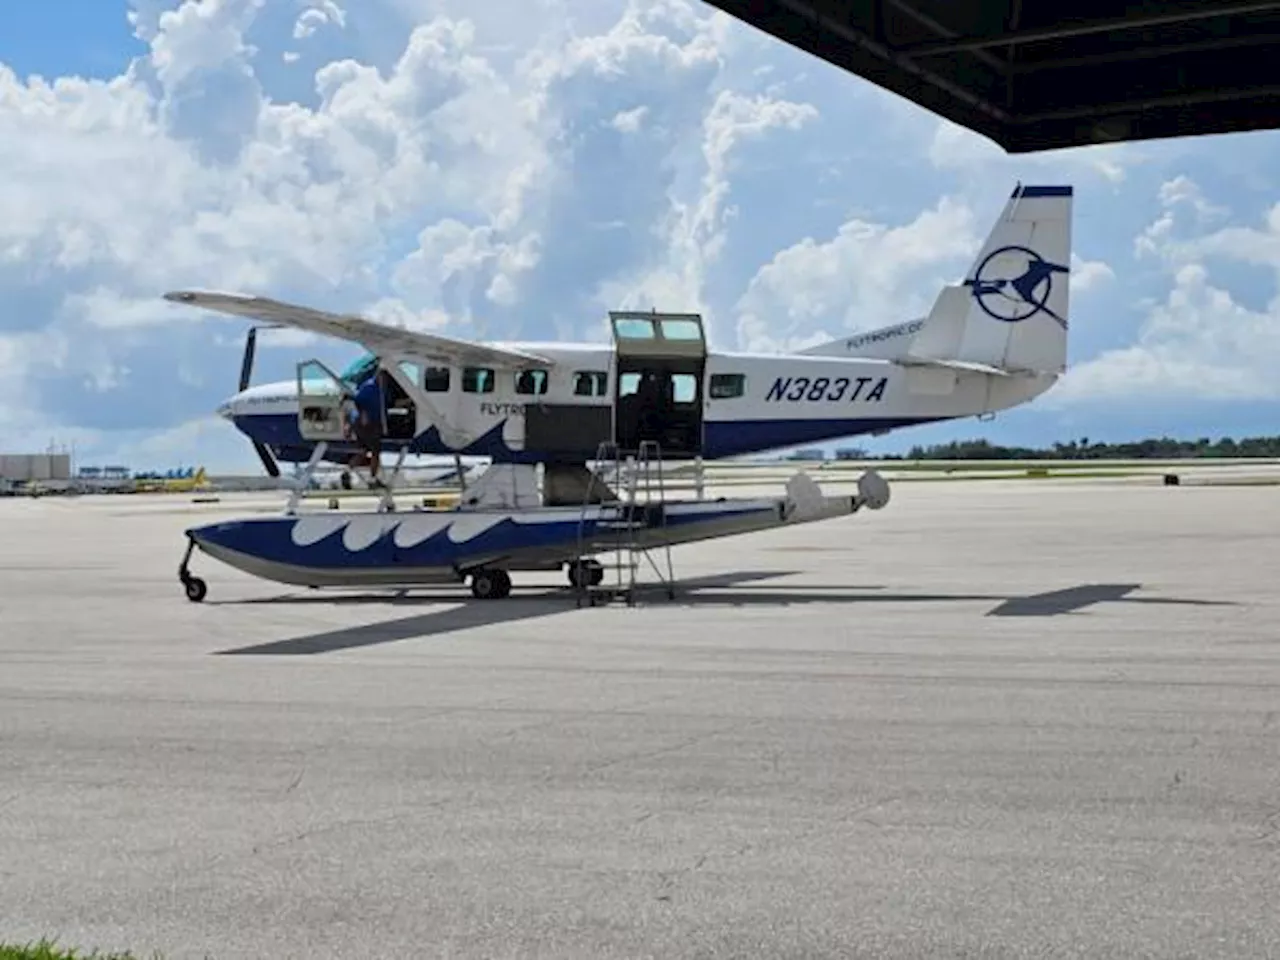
[2,477,1280,958]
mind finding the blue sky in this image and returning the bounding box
[4,0,1280,471]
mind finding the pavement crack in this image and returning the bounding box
[282,763,306,796]
[631,796,715,829]
[580,718,766,779]
[249,810,427,857]
[1252,806,1280,848]
[654,843,752,903]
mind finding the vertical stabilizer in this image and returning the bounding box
[906,184,1073,376]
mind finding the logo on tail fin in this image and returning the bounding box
[965,245,1069,329]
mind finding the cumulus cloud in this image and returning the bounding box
[1056,174,1280,404]
[734,194,979,352]
[597,88,819,342]
[1070,253,1115,293]
[1,1,1276,469]
[1055,261,1280,402]
[0,0,827,467]
[294,1,347,40]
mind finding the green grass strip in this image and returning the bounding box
[0,940,151,960]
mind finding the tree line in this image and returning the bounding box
[830,436,1280,461]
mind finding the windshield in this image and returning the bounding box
[339,351,378,384]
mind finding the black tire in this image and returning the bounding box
[471,569,511,600]
[568,559,604,588]
[492,569,512,598]
[184,577,207,603]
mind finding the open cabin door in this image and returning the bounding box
[296,359,352,443]
[610,311,707,458]
[384,360,430,443]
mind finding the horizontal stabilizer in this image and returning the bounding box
[895,285,1020,387]
[897,356,1020,378]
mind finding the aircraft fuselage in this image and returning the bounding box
[218,339,1054,466]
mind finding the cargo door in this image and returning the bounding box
[609,311,707,457]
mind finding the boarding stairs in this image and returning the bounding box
[573,440,677,607]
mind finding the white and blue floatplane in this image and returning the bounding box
[168,181,1074,602]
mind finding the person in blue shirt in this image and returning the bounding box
[349,368,388,487]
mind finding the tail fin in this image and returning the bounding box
[906,184,1073,377]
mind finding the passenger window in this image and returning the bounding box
[462,367,494,393]
[670,373,697,404]
[515,369,549,395]
[573,371,608,397]
[423,367,450,392]
[709,373,745,399]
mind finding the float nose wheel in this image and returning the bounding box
[178,536,208,603]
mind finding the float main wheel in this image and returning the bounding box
[470,569,512,599]
[567,559,604,588]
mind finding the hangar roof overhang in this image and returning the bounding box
[700,0,1280,153]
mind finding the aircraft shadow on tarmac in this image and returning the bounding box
[213,573,1234,657]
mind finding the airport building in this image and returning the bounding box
[0,453,72,483]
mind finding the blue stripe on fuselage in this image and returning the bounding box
[232,414,527,463]
[705,416,948,457]
[233,412,951,463]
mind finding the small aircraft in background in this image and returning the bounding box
[132,466,210,494]
[166,182,1075,603]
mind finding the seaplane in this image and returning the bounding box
[167,183,1073,604]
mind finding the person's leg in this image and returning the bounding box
[349,414,376,482]
[344,404,367,471]
[359,415,384,484]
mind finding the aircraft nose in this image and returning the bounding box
[216,394,238,420]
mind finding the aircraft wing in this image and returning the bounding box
[163,290,554,369]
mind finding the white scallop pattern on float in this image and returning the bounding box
[290,515,350,546]
[279,499,777,555]
[445,515,509,543]
[342,515,401,552]
[392,514,454,549]
[286,511,576,553]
